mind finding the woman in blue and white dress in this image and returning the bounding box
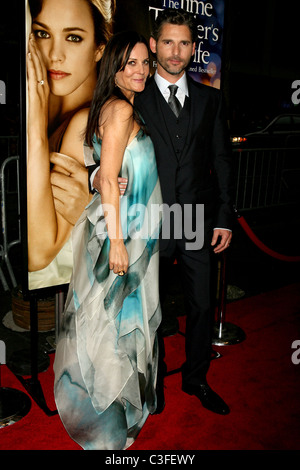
[53,31,163,450]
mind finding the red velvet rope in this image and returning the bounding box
[237,215,300,263]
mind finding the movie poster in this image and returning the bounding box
[25,0,116,291]
[25,0,224,291]
[114,0,225,88]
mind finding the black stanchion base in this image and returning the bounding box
[212,321,246,346]
[17,377,58,417]
[6,348,50,376]
[0,387,31,428]
[5,348,57,416]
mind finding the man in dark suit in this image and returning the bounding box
[133,9,233,415]
[52,8,233,416]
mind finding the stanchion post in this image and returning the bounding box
[30,292,38,380]
[16,293,58,416]
[56,290,65,345]
[45,289,65,351]
[212,251,246,346]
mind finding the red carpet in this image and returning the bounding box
[1,283,300,451]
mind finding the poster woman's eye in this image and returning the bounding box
[34,30,50,39]
[67,35,83,43]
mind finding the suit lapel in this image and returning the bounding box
[136,78,181,165]
[137,78,171,148]
[136,76,209,162]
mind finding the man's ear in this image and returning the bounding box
[95,44,105,63]
[149,37,157,54]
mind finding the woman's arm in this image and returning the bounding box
[26,36,88,271]
[98,99,134,274]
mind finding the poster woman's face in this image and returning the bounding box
[31,0,102,97]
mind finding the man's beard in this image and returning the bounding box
[157,56,188,76]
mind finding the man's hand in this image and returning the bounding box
[93,167,128,195]
[50,152,92,226]
[211,228,232,254]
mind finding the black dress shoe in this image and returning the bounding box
[182,383,230,415]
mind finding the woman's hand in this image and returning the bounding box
[50,152,91,225]
[109,240,129,275]
[27,34,49,142]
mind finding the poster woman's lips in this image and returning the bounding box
[48,70,70,80]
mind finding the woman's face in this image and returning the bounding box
[32,0,102,97]
[115,43,150,98]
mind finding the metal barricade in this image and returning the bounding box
[213,145,300,346]
[0,136,19,162]
[0,155,20,290]
[233,146,300,211]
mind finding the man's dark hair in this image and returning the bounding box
[151,8,198,43]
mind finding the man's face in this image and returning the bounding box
[150,23,195,82]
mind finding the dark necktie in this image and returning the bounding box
[168,85,182,117]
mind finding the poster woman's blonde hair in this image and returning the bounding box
[89,0,116,43]
[91,0,115,27]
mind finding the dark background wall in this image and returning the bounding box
[223,0,299,131]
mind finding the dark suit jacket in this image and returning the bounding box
[135,75,233,251]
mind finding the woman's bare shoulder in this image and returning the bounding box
[60,108,90,164]
[68,107,90,131]
[102,97,133,123]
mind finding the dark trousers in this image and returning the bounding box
[158,241,215,387]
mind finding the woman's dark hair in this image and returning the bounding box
[28,0,115,48]
[151,8,198,44]
[85,30,149,147]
